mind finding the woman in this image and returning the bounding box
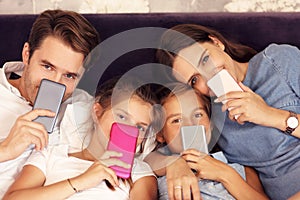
[156,24,300,200]
[3,77,159,200]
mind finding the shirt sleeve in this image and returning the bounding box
[24,149,48,176]
[131,158,156,183]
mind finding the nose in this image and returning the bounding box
[182,117,194,127]
[49,74,63,84]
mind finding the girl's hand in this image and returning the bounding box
[216,82,272,126]
[181,149,232,183]
[72,150,130,191]
[166,157,201,200]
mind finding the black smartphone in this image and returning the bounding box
[32,79,66,133]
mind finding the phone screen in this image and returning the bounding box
[180,125,208,154]
[32,79,66,133]
[107,122,139,179]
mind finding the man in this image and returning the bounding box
[0,9,99,197]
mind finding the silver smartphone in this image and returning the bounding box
[180,125,208,154]
[32,79,66,133]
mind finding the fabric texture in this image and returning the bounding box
[215,44,300,200]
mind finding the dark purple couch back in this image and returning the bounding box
[1,13,300,94]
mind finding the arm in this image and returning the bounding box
[182,149,269,200]
[4,151,128,200]
[218,83,300,138]
[144,151,200,200]
[0,109,54,162]
[3,165,77,200]
[129,176,157,200]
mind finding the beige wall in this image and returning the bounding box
[0,0,299,14]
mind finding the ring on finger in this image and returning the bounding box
[174,185,182,190]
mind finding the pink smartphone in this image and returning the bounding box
[107,122,139,179]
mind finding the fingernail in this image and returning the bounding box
[214,98,220,103]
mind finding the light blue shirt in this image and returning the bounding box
[158,151,245,200]
[214,44,300,200]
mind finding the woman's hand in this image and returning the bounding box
[216,82,272,126]
[71,150,130,191]
[181,149,232,183]
[166,157,201,200]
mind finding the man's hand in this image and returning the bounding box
[0,109,54,162]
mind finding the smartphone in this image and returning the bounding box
[207,69,243,119]
[207,69,243,102]
[107,122,139,179]
[32,79,66,133]
[180,125,208,154]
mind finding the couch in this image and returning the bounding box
[1,12,300,94]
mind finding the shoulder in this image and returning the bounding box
[262,43,300,59]
[131,158,155,183]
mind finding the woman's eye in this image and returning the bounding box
[202,55,209,65]
[190,76,198,87]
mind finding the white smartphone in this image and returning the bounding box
[207,69,243,103]
[180,125,208,154]
[207,69,243,119]
[32,79,66,133]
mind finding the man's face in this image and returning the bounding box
[21,36,85,104]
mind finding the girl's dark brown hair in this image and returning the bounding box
[156,24,257,79]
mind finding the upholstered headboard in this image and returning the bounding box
[1,12,299,94]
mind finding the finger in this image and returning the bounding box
[182,182,191,200]
[22,109,55,121]
[238,82,252,92]
[215,91,243,103]
[21,124,48,149]
[102,158,131,169]
[182,149,201,156]
[167,180,175,200]
[104,168,119,186]
[190,180,201,200]
[100,151,122,159]
[174,184,183,200]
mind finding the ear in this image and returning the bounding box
[208,35,225,51]
[92,102,104,123]
[22,42,30,65]
[156,131,166,143]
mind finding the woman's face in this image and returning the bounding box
[160,89,211,153]
[95,95,152,148]
[172,42,237,96]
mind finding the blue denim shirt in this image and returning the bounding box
[214,44,300,200]
[158,151,245,200]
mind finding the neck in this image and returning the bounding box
[85,128,106,160]
[235,62,248,82]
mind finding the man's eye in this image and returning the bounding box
[43,65,52,70]
[65,74,76,79]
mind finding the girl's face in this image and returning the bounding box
[172,41,237,96]
[95,95,152,149]
[159,89,211,153]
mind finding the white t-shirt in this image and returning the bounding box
[26,144,155,200]
[0,62,94,198]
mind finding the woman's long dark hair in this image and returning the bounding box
[156,24,257,77]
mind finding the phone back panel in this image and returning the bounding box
[207,69,243,98]
[180,125,208,154]
[33,79,66,133]
[107,122,139,179]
